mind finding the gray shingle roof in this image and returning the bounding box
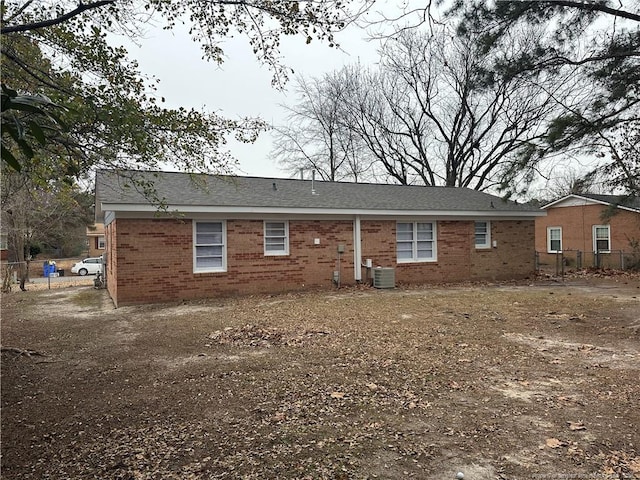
[96,170,542,215]
[579,193,640,211]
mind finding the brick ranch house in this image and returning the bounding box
[95,170,545,306]
[535,193,640,270]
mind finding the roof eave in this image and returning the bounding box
[542,194,640,213]
[541,194,585,209]
[98,203,545,218]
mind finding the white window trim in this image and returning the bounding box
[193,220,227,273]
[474,221,491,249]
[97,236,106,249]
[264,220,289,256]
[547,226,562,253]
[593,224,611,253]
[396,221,437,263]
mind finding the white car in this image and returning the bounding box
[71,257,103,276]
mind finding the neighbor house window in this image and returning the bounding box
[193,221,226,273]
[97,236,105,249]
[593,225,611,253]
[397,222,436,263]
[474,221,491,249]
[547,227,562,253]
[264,221,289,256]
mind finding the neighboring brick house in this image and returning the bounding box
[86,223,106,257]
[96,170,544,306]
[535,193,640,269]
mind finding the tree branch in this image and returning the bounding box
[1,48,75,95]
[1,0,117,35]
[526,0,640,23]
[5,0,36,23]
[539,50,640,69]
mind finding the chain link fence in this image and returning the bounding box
[536,250,639,276]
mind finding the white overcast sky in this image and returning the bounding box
[122,20,383,179]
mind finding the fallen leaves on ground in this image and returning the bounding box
[2,275,639,479]
[208,324,331,348]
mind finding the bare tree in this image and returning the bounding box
[271,69,376,182]
[543,167,608,200]
[341,26,569,190]
[343,64,425,185]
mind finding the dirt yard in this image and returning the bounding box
[2,274,639,479]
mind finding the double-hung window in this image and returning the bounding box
[547,227,562,253]
[397,222,436,263]
[474,221,491,249]
[97,236,106,250]
[593,225,611,253]
[264,221,289,256]
[193,221,226,273]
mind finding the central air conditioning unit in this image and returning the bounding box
[373,267,395,289]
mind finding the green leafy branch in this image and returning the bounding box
[1,83,68,172]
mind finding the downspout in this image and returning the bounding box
[353,215,362,282]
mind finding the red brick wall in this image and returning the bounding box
[223,219,355,292]
[360,220,395,271]
[393,220,471,284]
[471,221,536,280]
[110,218,355,305]
[109,217,536,306]
[535,205,640,253]
[359,220,534,286]
[105,221,117,304]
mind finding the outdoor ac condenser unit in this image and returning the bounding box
[373,267,395,289]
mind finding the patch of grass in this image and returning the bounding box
[70,288,102,308]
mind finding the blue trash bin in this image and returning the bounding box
[43,261,57,277]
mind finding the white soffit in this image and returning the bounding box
[543,194,640,213]
[99,203,545,219]
[543,195,601,209]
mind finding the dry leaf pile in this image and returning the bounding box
[208,325,331,348]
